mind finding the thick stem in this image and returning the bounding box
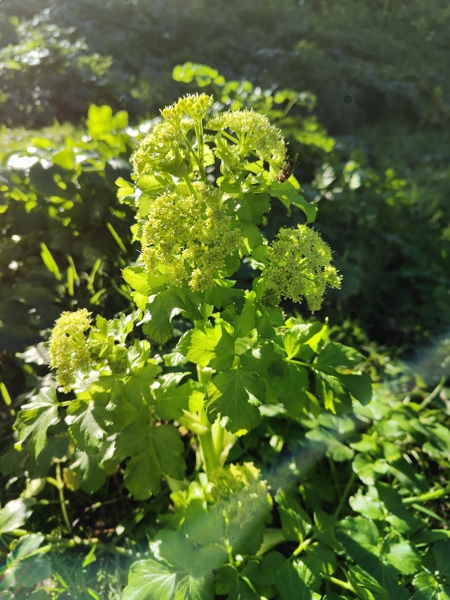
[197,365,220,478]
[56,462,72,533]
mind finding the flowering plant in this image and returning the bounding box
[14,94,371,599]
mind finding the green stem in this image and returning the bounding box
[284,357,313,369]
[197,365,220,477]
[334,470,357,520]
[56,462,72,533]
[419,376,446,410]
[402,484,450,505]
[291,536,312,558]
[323,575,356,593]
[182,175,198,198]
[195,120,207,181]
[8,529,131,555]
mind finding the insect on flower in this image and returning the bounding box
[277,153,298,182]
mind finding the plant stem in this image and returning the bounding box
[418,376,445,410]
[402,484,450,505]
[291,536,312,558]
[56,462,72,533]
[197,365,220,477]
[8,529,131,555]
[334,470,357,520]
[284,357,313,369]
[323,574,356,593]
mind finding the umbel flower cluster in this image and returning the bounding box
[208,463,271,525]
[263,224,342,312]
[48,308,92,392]
[140,182,242,292]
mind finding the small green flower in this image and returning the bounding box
[48,309,92,392]
[140,182,242,291]
[263,225,341,312]
[107,346,129,375]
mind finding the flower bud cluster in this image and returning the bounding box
[263,224,341,312]
[140,182,241,292]
[131,94,214,178]
[206,110,286,179]
[48,308,92,392]
[208,462,270,524]
[107,346,129,375]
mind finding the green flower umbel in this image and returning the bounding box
[262,225,341,312]
[140,182,241,292]
[48,308,92,392]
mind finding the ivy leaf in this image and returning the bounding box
[139,289,183,344]
[15,387,60,458]
[0,498,36,534]
[205,368,264,434]
[122,559,177,600]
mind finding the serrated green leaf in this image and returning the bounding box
[66,399,105,454]
[276,489,312,543]
[175,573,214,600]
[122,424,186,499]
[385,540,421,575]
[123,363,162,407]
[314,342,364,372]
[122,266,168,295]
[70,451,107,494]
[272,361,309,417]
[4,533,51,589]
[205,368,263,433]
[141,289,183,344]
[334,372,372,405]
[412,573,450,600]
[273,559,312,600]
[0,498,36,534]
[122,559,177,600]
[15,387,60,458]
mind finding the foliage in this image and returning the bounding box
[0,103,140,354]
